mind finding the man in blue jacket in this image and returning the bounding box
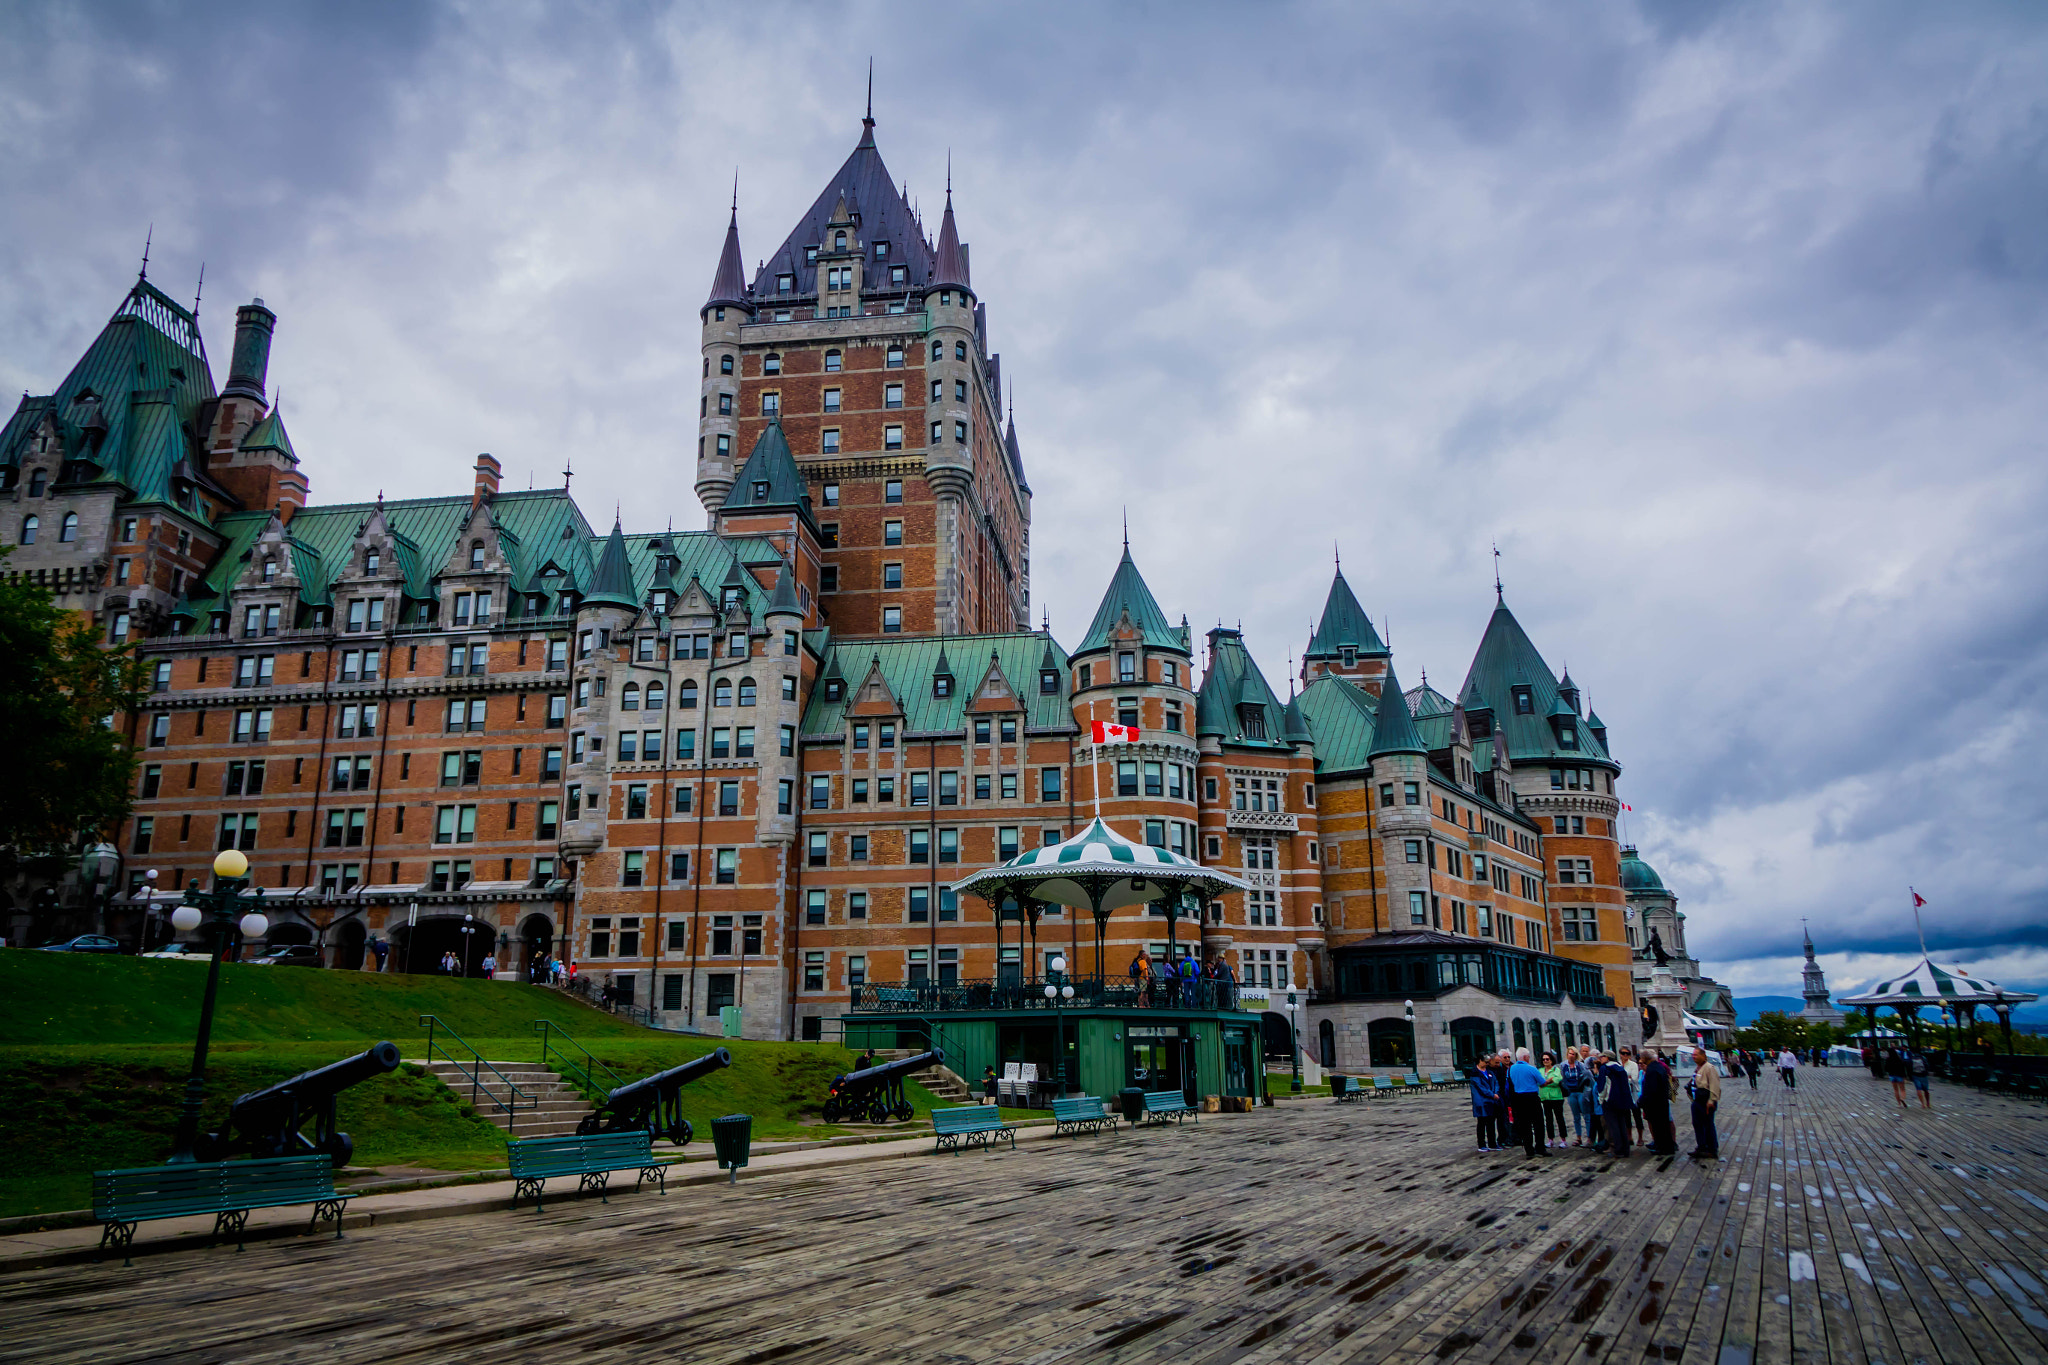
[1507,1048,1546,1156]
[1599,1051,1635,1157]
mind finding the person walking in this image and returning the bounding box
[1587,1051,1608,1152]
[1598,1050,1634,1157]
[1508,1048,1546,1157]
[1689,1046,1722,1158]
[1908,1049,1933,1109]
[983,1065,999,1107]
[1641,1049,1678,1155]
[1778,1047,1798,1089]
[1743,1049,1760,1090]
[1885,1048,1910,1107]
[1469,1056,1503,1153]
[1562,1046,1593,1146]
[1538,1052,1567,1149]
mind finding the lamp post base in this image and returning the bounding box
[166,1076,208,1164]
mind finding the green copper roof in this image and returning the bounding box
[766,560,802,617]
[1076,546,1183,655]
[1195,628,1291,748]
[1367,664,1427,757]
[721,419,815,526]
[1281,693,1313,744]
[1406,681,1454,718]
[800,632,1073,736]
[2,280,219,510]
[1457,597,1614,767]
[1294,674,1379,775]
[585,520,638,609]
[239,404,297,462]
[1619,847,1666,893]
[1305,569,1387,658]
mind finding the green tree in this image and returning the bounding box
[0,552,146,856]
[1735,1011,1810,1053]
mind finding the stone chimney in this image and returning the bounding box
[473,453,501,508]
[224,299,275,403]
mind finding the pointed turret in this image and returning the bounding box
[1282,693,1313,745]
[238,403,297,463]
[719,418,815,526]
[932,182,970,291]
[584,519,638,610]
[1458,597,1612,765]
[1004,408,1030,494]
[1557,668,1581,715]
[704,202,751,314]
[1306,567,1387,660]
[765,560,802,619]
[1076,545,1181,655]
[1367,665,1427,758]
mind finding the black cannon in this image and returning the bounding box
[200,1041,402,1167]
[576,1047,732,1145]
[822,1048,942,1124]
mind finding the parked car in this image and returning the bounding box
[249,944,324,968]
[141,943,209,961]
[38,935,123,953]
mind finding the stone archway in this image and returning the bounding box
[1369,1017,1415,1068]
[518,913,555,983]
[335,919,367,971]
[1450,1016,1496,1069]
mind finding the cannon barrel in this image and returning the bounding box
[834,1048,943,1090]
[600,1047,733,1112]
[228,1041,402,1118]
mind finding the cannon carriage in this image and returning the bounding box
[199,1041,402,1168]
[575,1048,733,1146]
[821,1049,942,1124]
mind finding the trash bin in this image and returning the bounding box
[1119,1086,1145,1124]
[710,1113,752,1183]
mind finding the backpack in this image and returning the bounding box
[1909,1054,1928,1078]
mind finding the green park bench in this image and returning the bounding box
[1330,1075,1368,1103]
[93,1155,351,1265]
[1051,1095,1119,1137]
[1140,1090,1197,1125]
[1427,1073,1454,1091]
[1371,1076,1397,1097]
[506,1131,669,1212]
[932,1105,1017,1153]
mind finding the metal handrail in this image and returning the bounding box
[533,1019,623,1101]
[418,1014,535,1130]
[849,976,1241,1015]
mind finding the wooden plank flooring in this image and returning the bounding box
[2,1069,2044,1364]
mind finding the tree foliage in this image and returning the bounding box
[0,553,146,856]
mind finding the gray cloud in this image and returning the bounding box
[4,0,2046,1010]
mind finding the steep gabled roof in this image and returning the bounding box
[751,123,936,300]
[1458,598,1614,766]
[720,419,815,526]
[239,404,297,462]
[1367,664,1427,758]
[1294,674,1380,775]
[585,519,639,609]
[1196,628,1291,749]
[1305,569,1387,659]
[1076,546,1182,655]
[800,632,1074,737]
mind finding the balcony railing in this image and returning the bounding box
[848,976,1242,1015]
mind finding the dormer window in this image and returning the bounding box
[469,542,484,570]
[261,558,277,583]
[934,674,952,698]
[777,275,793,293]
[1040,670,1059,695]
[365,550,380,574]
[752,480,769,501]
[27,469,46,497]
[1340,646,1356,667]
[1238,705,1267,740]
[805,246,817,264]
[834,230,847,251]
[1512,685,1533,714]
[824,679,843,702]
[650,591,668,614]
[764,353,781,375]
[1560,725,1578,750]
[875,241,890,260]
[1118,652,1136,683]
[891,266,906,286]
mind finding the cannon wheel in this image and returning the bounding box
[662,1118,693,1146]
[324,1132,355,1169]
[892,1100,914,1123]
[867,1098,891,1124]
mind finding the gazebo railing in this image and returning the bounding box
[849,976,1240,1014]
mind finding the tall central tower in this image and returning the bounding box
[696,108,1031,638]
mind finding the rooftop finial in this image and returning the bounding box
[865,58,873,126]
[139,223,152,282]
[1121,506,1129,551]
[1334,541,1341,573]
[1493,542,1503,599]
[192,261,204,318]
[946,149,952,202]
[731,169,739,219]
[562,454,573,491]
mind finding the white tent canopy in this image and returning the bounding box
[1837,957,2037,1011]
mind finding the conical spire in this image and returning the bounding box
[932,160,970,290]
[1282,693,1313,745]
[1077,544,1182,654]
[1367,665,1427,757]
[585,519,638,609]
[766,560,802,618]
[239,402,297,463]
[705,189,750,313]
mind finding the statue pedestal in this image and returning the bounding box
[1639,969,1691,1058]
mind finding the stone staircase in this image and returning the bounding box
[873,1048,973,1105]
[415,1059,592,1139]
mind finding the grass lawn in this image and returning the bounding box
[0,953,1011,1219]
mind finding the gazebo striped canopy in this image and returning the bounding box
[950,817,1252,913]
[1837,958,2037,1009]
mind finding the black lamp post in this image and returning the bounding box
[459,914,478,977]
[1994,1002,2015,1055]
[1286,990,1303,1093]
[1404,998,1418,1080]
[1043,954,1075,1094]
[166,849,270,1163]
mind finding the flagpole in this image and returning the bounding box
[1910,888,1929,959]
[1092,741,1102,823]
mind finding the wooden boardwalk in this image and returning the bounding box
[3,1068,2045,1364]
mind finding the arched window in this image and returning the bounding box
[620,683,640,711]
[262,558,277,583]
[712,679,732,707]
[955,341,968,361]
[834,230,846,250]
[59,512,78,543]
[1578,1021,1590,1046]
[763,353,781,375]
[1604,1023,1616,1053]
[720,354,734,375]
[20,515,37,544]
[679,680,698,709]
[1547,1020,1561,1055]
[1512,1019,1526,1051]
[737,677,756,706]
[365,550,380,573]
[27,469,46,497]
[824,349,841,372]
[645,681,665,710]
[469,541,484,570]
[931,340,942,362]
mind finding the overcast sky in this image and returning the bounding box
[5,1,2045,1018]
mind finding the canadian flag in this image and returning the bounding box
[1093,720,1139,745]
[1911,889,1926,908]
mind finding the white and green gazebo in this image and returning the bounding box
[1838,958,2037,1053]
[951,817,1252,980]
